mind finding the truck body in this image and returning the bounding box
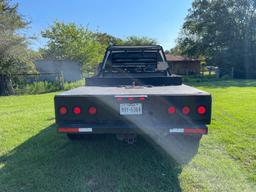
[54,46,211,140]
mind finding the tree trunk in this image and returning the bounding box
[0,75,14,96]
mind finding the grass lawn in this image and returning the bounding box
[0,80,255,192]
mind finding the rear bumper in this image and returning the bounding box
[57,123,208,135]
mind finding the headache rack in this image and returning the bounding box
[111,51,158,68]
[99,45,168,75]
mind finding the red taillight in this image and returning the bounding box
[59,106,67,115]
[128,97,134,101]
[139,97,145,101]
[88,106,97,115]
[117,97,123,101]
[197,106,206,115]
[168,106,176,114]
[73,107,81,115]
[182,106,191,115]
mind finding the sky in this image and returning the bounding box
[14,0,193,51]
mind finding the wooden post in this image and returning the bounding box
[201,64,205,78]
[216,67,220,79]
[57,72,64,90]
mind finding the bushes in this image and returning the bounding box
[183,74,217,83]
[15,81,60,95]
[15,80,84,95]
[63,80,84,90]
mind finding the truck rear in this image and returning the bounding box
[54,46,211,142]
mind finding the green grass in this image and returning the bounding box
[15,80,84,95]
[0,80,256,191]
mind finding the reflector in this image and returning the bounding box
[184,128,207,134]
[197,106,206,115]
[73,107,81,115]
[182,106,190,115]
[58,128,79,133]
[168,106,176,114]
[59,106,67,115]
[88,106,97,115]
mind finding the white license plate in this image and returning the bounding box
[120,103,142,115]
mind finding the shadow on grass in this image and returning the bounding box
[188,79,256,88]
[0,124,201,192]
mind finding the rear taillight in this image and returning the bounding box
[197,106,206,115]
[182,106,191,115]
[59,106,67,115]
[88,106,97,115]
[168,106,176,114]
[73,107,81,115]
[117,97,123,101]
[115,96,146,101]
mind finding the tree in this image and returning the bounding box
[41,22,103,72]
[94,32,123,47]
[172,0,256,78]
[93,32,123,62]
[0,0,35,95]
[123,36,157,46]
[41,22,159,73]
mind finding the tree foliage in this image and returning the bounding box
[0,0,36,74]
[94,32,123,47]
[41,22,104,72]
[172,0,256,78]
[41,22,158,73]
[0,0,36,95]
[123,36,157,46]
[41,22,126,72]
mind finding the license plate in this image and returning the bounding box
[120,103,142,115]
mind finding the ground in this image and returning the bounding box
[0,80,255,192]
